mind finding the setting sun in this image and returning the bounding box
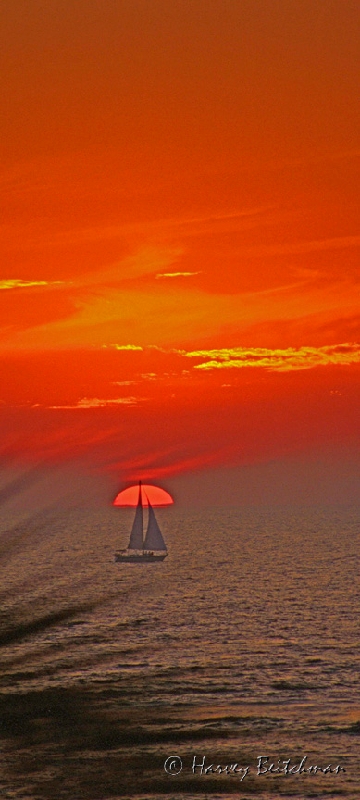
[113,484,173,507]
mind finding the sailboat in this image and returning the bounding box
[114,481,168,563]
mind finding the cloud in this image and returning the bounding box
[0,279,67,290]
[2,255,357,354]
[148,344,187,354]
[112,380,137,386]
[182,343,360,372]
[49,396,145,409]
[155,271,202,279]
[99,341,360,374]
[35,207,269,248]
[103,344,143,351]
[122,448,238,482]
[238,235,360,259]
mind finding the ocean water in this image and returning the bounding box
[0,504,359,799]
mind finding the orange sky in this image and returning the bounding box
[1,0,359,504]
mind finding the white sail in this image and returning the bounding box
[128,484,143,549]
[143,500,167,551]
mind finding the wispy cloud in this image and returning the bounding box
[123,447,238,482]
[155,271,202,279]
[0,279,67,290]
[112,380,138,386]
[239,235,360,259]
[99,341,360,373]
[148,344,187,354]
[34,207,269,248]
[182,343,360,372]
[49,396,145,409]
[103,344,144,351]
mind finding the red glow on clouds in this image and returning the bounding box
[113,484,173,507]
[1,3,359,506]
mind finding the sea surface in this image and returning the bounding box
[0,504,359,799]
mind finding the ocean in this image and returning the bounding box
[0,504,359,799]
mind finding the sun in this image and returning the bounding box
[113,484,173,507]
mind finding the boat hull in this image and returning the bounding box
[115,551,167,563]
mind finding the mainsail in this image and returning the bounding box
[128,483,143,549]
[143,497,167,551]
